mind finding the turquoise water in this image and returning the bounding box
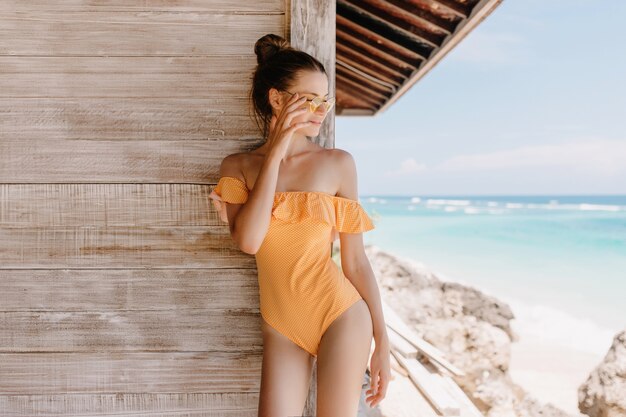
[360,195,626,331]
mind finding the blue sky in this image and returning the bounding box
[336,0,626,196]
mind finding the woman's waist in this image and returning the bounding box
[256,259,355,301]
[256,253,333,271]
[255,240,331,264]
[255,254,340,283]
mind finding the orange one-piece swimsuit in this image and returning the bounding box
[209,176,375,357]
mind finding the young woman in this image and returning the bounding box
[209,33,391,417]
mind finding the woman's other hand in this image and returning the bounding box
[365,339,391,408]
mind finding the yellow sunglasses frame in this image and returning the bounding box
[283,90,336,113]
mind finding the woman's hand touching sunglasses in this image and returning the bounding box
[282,90,336,113]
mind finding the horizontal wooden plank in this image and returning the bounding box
[0,392,258,416]
[1,393,257,417]
[0,98,260,141]
[389,347,409,377]
[0,139,256,183]
[0,352,261,394]
[383,300,465,377]
[0,309,262,352]
[0,269,259,311]
[392,351,460,416]
[0,0,283,12]
[0,57,257,98]
[0,184,228,227]
[0,12,282,56]
[435,373,486,417]
[388,326,419,359]
[0,226,256,268]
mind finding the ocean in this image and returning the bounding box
[359,194,626,354]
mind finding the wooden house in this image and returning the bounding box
[0,0,501,415]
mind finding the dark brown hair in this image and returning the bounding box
[249,34,327,139]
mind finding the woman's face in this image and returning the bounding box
[272,71,332,136]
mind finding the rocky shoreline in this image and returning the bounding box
[338,244,626,417]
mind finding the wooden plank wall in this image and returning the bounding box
[0,1,286,415]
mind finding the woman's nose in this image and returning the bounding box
[315,105,327,115]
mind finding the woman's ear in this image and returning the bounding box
[268,88,283,113]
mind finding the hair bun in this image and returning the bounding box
[254,34,291,65]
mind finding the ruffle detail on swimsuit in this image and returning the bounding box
[209,176,249,223]
[209,176,376,239]
[272,192,375,241]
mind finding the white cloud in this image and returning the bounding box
[384,158,427,177]
[435,139,626,176]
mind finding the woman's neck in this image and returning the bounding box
[258,132,312,160]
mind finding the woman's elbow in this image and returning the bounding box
[232,231,260,255]
[342,255,370,278]
[230,219,264,255]
[238,241,258,255]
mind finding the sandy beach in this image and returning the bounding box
[508,338,602,416]
[502,295,619,416]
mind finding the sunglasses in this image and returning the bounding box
[282,90,336,113]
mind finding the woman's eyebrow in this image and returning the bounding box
[302,91,329,97]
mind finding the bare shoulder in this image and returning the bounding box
[327,147,357,175]
[218,152,250,183]
[326,148,359,199]
[220,150,273,190]
[309,146,355,178]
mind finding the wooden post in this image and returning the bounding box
[288,0,336,150]
[288,0,337,414]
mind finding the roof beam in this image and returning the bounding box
[336,67,394,104]
[431,0,473,18]
[335,107,376,116]
[337,16,428,61]
[337,72,389,104]
[336,65,394,97]
[336,29,420,73]
[341,0,444,48]
[336,51,405,85]
[337,41,411,80]
[337,0,434,58]
[380,0,457,34]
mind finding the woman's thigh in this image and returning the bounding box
[316,299,373,417]
[258,317,315,417]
